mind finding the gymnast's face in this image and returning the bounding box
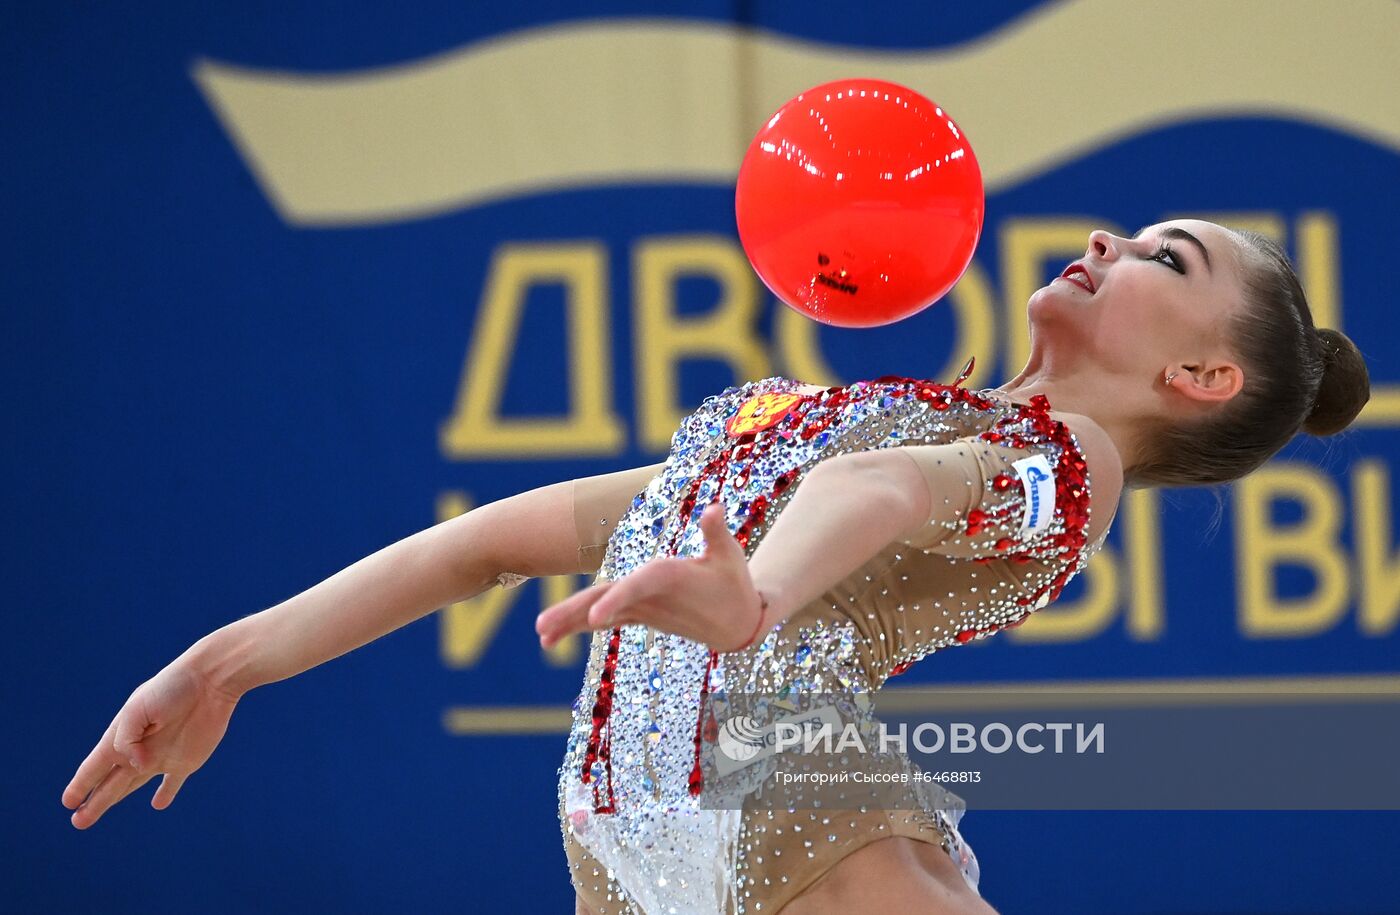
[1025,218,1251,392]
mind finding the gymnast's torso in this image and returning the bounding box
[552,370,1110,914]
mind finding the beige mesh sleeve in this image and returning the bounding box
[571,462,669,574]
[891,437,1071,560]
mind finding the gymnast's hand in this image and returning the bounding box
[62,660,240,829]
[536,502,768,653]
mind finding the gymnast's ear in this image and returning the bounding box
[1165,360,1244,404]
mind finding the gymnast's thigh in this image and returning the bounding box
[777,835,999,915]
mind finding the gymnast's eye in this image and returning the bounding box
[1150,244,1184,274]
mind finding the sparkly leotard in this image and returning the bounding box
[548,369,1108,914]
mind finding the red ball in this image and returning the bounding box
[735,79,984,328]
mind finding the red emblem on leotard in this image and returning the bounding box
[726,392,803,436]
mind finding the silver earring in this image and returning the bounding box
[1164,371,1178,385]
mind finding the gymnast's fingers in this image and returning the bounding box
[63,717,123,812]
[696,502,744,564]
[151,771,189,810]
[586,560,684,628]
[69,760,152,829]
[537,581,613,647]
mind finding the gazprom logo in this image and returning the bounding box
[1012,454,1056,537]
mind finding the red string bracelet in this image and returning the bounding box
[730,588,770,652]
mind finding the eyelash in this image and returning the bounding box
[1150,243,1184,274]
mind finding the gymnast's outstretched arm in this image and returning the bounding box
[62,462,664,829]
[181,464,664,696]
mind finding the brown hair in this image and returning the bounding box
[1127,230,1370,488]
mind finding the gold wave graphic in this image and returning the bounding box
[192,0,1400,225]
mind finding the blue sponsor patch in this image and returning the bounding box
[1012,454,1056,537]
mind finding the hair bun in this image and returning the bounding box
[1303,328,1370,436]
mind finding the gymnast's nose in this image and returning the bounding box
[1087,229,1122,263]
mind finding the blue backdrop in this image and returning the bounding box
[9,2,1399,913]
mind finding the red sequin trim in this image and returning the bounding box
[583,385,821,810]
[861,373,1094,610]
